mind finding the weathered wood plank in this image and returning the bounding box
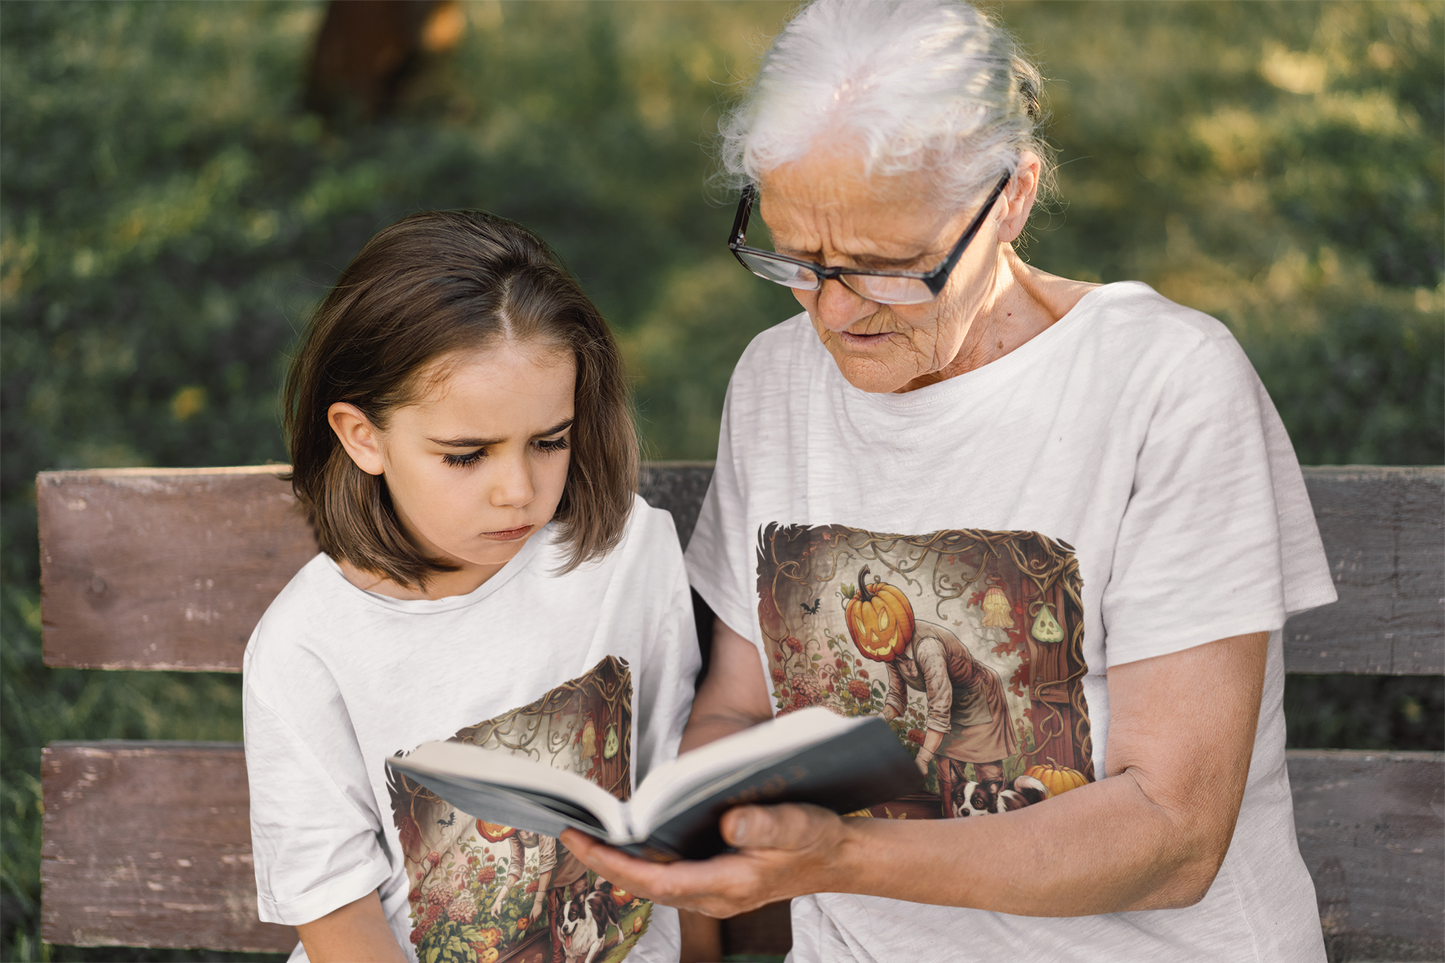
[39,740,787,955]
[37,464,719,673]
[1287,749,1445,959]
[38,467,317,673]
[639,461,715,550]
[1289,467,1444,675]
[40,742,297,953]
[38,465,1444,674]
[41,743,1443,955]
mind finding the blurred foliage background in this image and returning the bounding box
[1,2,1440,960]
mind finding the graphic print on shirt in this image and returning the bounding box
[757,524,1095,820]
[386,656,650,963]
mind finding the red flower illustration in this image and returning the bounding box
[784,636,803,653]
[907,729,925,744]
[847,679,871,701]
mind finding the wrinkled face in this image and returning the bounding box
[375,341,575,581]
[758,152,1003,393]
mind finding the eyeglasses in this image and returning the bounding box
[727,171,1011,305]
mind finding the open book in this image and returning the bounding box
[386,707,923,862]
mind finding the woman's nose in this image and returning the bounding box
[809,277,877,331]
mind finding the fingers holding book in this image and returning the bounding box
[560,801,849,918]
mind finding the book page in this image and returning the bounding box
[392,740,631,839]
[629,707,864,830]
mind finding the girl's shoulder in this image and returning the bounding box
[566,493,687,581]
[243,553,382,676]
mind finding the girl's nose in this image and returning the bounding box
[489,455,535,508]
[809,277,877,332]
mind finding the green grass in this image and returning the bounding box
[2,2,1440,960]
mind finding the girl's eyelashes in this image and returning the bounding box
[442,449,485,468]
[439,436,568,468]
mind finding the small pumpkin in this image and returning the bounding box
[611,887,633,906]
[844,566,915,663]
[632,916,644,934]
[475,820,516,843]
[479,948,500,963]
[1025,756,1088,796]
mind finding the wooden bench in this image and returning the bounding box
[37,464,1443,961]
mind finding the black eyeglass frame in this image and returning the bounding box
[727,171,1013,303]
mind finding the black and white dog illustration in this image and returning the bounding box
[950,774,1051,817]
[556,876,620,963]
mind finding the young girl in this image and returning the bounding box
[243,210,698,963]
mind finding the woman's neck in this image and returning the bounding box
[907,247,1098,390]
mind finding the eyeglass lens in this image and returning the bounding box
[734,250,934,304]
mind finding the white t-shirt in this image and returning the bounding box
[245,497,698,963]
[685,282,1337,963]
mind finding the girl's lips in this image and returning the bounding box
[481,525,532,541]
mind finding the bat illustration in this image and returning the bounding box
[437,811,456,828]
[801,598,822,615]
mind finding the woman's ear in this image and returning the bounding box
[328,403,386,476]
[996,150,1043,245]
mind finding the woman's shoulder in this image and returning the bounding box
[1076,281,1238,350]
[732,311,823,378]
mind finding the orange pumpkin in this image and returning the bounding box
[475,820,516,842]
[844,566,914,662]
[1025,756,1088,796]
[611,888,633,906]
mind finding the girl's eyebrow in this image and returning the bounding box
[428,418,575,449]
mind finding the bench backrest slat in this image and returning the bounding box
[40,464,1443,675]
[1283,467,1444,674]
[36,463,716,672]
[40,741,297,952]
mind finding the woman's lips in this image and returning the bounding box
[481,525,532,541]
[837,329,895,348]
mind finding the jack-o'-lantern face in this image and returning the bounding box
[842,566,914,662]
[475,820,515,843]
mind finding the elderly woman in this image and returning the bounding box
[566,2,1335,960]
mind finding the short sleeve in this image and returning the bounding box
[1100,331,1331,665]
[244,682,392,926]
[628,504,703,785]
[684,381,759,644]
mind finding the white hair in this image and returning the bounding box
[717,0,1054,207]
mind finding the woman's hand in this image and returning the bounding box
[562,802,851,918]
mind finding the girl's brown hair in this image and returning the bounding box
[283,210,638,587]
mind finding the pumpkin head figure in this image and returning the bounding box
[843,566,915,662]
